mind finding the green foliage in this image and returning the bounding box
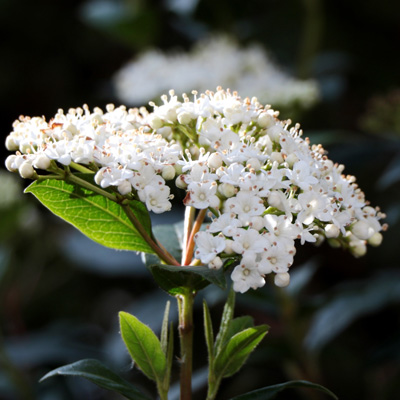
[119,311,167,384]
[229,380,338,400]
[25,178,154,253]
[214,325,269,378]
[40,359,151,400]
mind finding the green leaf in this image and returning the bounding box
[40,359,151,400]
[214,325,269,378]
[203,300,215,361]
[119,311,166,383]
[147,264,226,296]
[25,178,153,253]
[225,316,254,343]
[214,288,235,357]
[229,380,338,400]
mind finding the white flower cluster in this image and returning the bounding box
[114,36,319,109]
[5,88,386,293]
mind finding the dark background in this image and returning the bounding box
[1,0,400,399]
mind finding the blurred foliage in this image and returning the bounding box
[1,0,400,399]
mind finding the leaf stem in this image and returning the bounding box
[183,209,207,266]
[181,207,196,265]
[69,161,95,174]
[121,203,180,266]
[177,290,194,400]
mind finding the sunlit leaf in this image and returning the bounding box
[25,178,153,253]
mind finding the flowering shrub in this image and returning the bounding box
[4,88,385,400]
[114,36,319,109]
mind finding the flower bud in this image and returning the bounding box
[162,165,176,181]
[267,125,283,142]
[208,256,223,270]
[352,220,374,240]
[285,153,299,168]
[5,136,18,151]
[270,152,284,164]
[175,174,187,189]
[174,163,183,175]
[246,157,261,171]
[177,112,192,125]
[368,232,383,247]
[267,191,281,208]
[18,161,35,179]
[33,154,51,170]
[249,216,264,231]
[325,224,340,238]
[5,155,17,172]
[274,272,290,287]
[224,239,235,255]
[218,183,235,198]
[157,126,172,139]
[258,112,274,128]
[327,238,341,248]
[350,241,367,257]
[118,181,132,195]
[94,170,104,186]
[148,114,163,130]
[207,152,223,170]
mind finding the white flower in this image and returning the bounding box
[225,191,265,225]
[194,231,226,264]
[185,181,220,209]
[208,212,242,237]
[231,254,265,293]
[257,241,294,274]
[231,228,269,255]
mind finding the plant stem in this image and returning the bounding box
[69,161,95,174]
[181,207,196,264]
[177,290,194,400]
[121,203,180,266]
[183,209,207,265]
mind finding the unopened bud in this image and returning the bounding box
[175,175,187,189]
[246,157,261,171]
[207,152,223,170]
[148,114,163,130]
[270,152,284,164]
[162,165,176,181]
[218,183,235,198]
[5,155,17,172]
[177,112,192,125]
[285,153,299,168]
[208,256,223,270]
[18,161,35,179]
[368,232,383,247]
[325,224,340,238]
[33,154,51,170]
[157,126,172,139]
[5,136,18,151]
[267,191,281,208]
[267,125,283,142]
[274,272,290,287]
[258,112,274,128]
[352,220,374,240]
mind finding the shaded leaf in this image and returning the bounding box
[214,325,269,378]
[214,288,235,357]
[147,264,226,296]
[40,359,150,400]
[119,312,166,383]
[230,380,338,400]
[25,178,153,253]
[225,316,254,344]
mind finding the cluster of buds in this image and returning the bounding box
[5,88,386,293]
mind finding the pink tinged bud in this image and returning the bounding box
[368,232,383,247]
[33,154,51,170]
[207,152,223,170]
[274,272,290,287]
[325,224,340,238]
[5,155,17,172]
[18,161,35,179]
[175,175,187,189]
[352,220,374,240]
[208,256,223,270]
[162,165,176,181]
